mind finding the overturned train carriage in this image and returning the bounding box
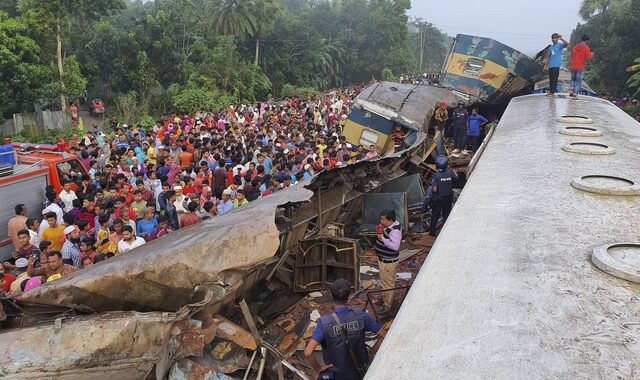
[441,34,544,104]
[2,81,453,378]
[342,81,462,153]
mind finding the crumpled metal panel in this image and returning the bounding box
[353,82,464,131]
[17,187,313,313]
[0,310,200,380]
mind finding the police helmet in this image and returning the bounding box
[435,156,449,172]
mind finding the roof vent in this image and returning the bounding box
[562,142,615,155]
[592,243,640,283]
[571,175,640,195]
[559,126,603,137]
[556,115,594,124]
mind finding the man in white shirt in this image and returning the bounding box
[58,180,78,212]
[42,193,64,225]
[117,225,146,254]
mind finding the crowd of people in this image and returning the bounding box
[1,87,399,295]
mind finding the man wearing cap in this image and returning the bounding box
[10,258,30,294]
[546,33,569,96]
[61,225,82,268]
[304,279,387,380]
[217,189,234,215]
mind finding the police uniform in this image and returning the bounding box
[429,170,457,235]
[450,108,469,150]
[311,306,381,380]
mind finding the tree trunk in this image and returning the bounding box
[56,22,67,113]
[254,38,260,66]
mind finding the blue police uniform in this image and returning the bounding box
[311,307,381,380]
[429,170,457,235]
[450,108,468,150]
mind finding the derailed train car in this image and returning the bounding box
[342,82,462,153]
[440,34,545,104]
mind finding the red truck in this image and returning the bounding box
[0,144,88,260]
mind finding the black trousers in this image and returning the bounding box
[430,195,453,234]
[548,67,560,94]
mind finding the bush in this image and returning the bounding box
[381,68,396,82]
[280,84,317,98]
[11,127,85,144]
[173,88,215,114]
[138,115,156,128]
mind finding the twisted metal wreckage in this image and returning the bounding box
[0,83,463,379]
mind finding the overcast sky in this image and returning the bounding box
[409,0,584,55]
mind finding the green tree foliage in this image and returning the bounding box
[4,0,443,119]
[627,57,640,97]
[0,11,51,118]
[17,0,125,111]
[408,18,449,74]
[571,0,639,95]
[578,0,625,20]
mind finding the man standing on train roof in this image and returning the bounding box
[304,279,387,380]
[429,156,458,237]
[546,33,569,97]
[570,35,594,99]
[450,100,468,154]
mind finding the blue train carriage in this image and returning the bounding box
[440,34,545,104]
[342,82,462,155]
[533,68,597,96]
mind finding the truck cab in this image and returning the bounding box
[0,145,88,260]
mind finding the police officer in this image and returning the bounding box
[450,100,469,154]
[304,279,387,380]
[429,156,457,236]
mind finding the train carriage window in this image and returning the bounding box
[359,130,379,147]
[464,58,485,76]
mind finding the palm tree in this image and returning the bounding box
[208,0,282,66]
[252,0,282,66]
[578,0,626,20]
[627,57,640,97]
[209,0,258,40]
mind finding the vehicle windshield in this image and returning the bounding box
[56,159,86,183]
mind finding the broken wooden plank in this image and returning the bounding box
[213,315,257,350]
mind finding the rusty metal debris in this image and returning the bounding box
[294,236,360,293]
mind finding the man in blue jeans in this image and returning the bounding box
[570,35,594,99]
[463,108,488,154]
[546,33,569,96]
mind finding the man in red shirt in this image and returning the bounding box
[569,34,594,99]
[180,202,202,228]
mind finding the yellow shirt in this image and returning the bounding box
[147,146,157,165]
[41,226,65,251]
